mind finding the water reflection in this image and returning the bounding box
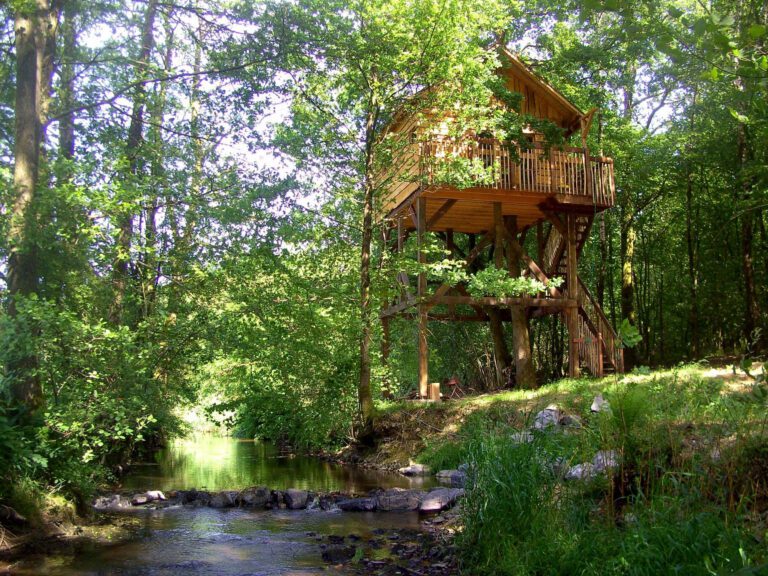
[13,507,422,575]
[121,435,434,493]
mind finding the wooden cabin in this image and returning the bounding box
[377,47,624,398]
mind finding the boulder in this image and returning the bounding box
[533,404,562,430]
[337,497,377,512]
[284,489,309,510]
[237,486,271,509]
[93,494,132,510]
[131,493,149,506]
[565,449,619,481]
[436,469,466,488]
[398,463,432,476]
[209,491,236,508]
[590,394,611,414]
[375,489,423,512]
[419,488,465,513]
[322,545,357,563]
[145,490,166,501]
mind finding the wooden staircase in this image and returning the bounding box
[538,217,624,376]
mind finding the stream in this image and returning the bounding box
[10,436,438,575]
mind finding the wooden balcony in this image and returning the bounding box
[379,137,615,231]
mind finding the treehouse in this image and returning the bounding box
[377,47,623,398]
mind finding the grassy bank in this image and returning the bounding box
[373,363,768,575]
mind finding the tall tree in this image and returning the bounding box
[7,0,60,411]
[261,0,507,437]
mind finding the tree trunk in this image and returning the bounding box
[505,215,536,388]
[109,0,157,325]
[358,101,379,440]
[487,309,510,387]
[685,161,699,358]
[7,1,59,412]
[620,201,637,370]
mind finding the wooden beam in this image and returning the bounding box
[498,224,561,298]
[541,209,566,236]
[429,295,577,308]
[427,199,457,229]
[380,295,418,318]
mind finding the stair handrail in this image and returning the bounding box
[577,278,624,372]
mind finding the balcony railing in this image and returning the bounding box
[419,137,615,206]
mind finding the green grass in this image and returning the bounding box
[397,363,768,575]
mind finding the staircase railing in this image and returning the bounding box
[576,278,624,373]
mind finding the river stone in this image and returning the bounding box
[194,491,211,505]
[145,490,166,501]
[337,497,377,512]
[131,493,150,506]
[398,463,432,476]
[93,494,132,510]
[319,493,346,511]
[419,488,465,513]
[533,404,562,429]
[284,489,309,510]
[179,489,198,504]
[210,491,237,508]
[436,469,467,488]
[237,486,271,508]
[322,545,357,563]
[375,489,423,511]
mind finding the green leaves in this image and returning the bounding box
[466,268,562,298]
[618,319,642,349]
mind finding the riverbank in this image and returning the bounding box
[340,362,768,575]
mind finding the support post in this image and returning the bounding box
[506,215,537,388]
[566,214,581,378]
[417,196,429,398]
[488,203,510,388]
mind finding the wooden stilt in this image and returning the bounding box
[417,196,429,398]
[489,203,510,387]
[566,213,580,378]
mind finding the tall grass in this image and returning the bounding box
[454,369,768,575]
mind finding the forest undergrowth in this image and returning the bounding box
[374,363,768,575]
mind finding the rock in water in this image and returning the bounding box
[337,497,377,512]
[145,490,166,501]
[375,489,423,511]
[533,404,562,429]
[419,488,465,513]
[398,463,431,476]
[93,494,132,510]
[209,491,236,508]
[284,489,309,510]
[322,545,357,563]
[237,486,271,508]
[436,469,467,488]
[131,493,149,506]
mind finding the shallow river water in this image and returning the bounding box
[12,436,435,576]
